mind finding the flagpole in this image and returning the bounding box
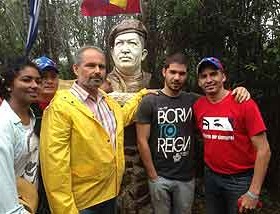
[25,0,42,57]
[140,0,143,15]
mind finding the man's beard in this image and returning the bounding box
[167,81,183,93]
[84,76,104,89]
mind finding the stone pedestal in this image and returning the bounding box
[118,139,152,214]
[109,92,152,214]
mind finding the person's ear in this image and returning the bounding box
[111,48,118,62]
[141,49,148,61]
[162,68,166,78]
[222,72,227,83]
[198,79,202,88]
[110,48,114,57]
[72,64,79,77]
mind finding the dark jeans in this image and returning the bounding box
[79,198,117,214]
[205,166,253,214]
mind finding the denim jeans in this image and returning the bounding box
[205,167,253,214]
[148,176,195,214]
[79,197,117,214]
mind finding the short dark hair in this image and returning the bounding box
[0,57,39,100]
[164,52,188,69]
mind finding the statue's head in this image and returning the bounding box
[108,19,148,73]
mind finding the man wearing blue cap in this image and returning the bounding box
[193,57,271,214]
[33,56,59,108]
[31,56,59,214]
[32,56,59,136]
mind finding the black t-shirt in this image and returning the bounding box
[136,90,198,181]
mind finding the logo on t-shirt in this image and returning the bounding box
[203,117,234,131]
[202,117,234,141]
[157,107,192,161]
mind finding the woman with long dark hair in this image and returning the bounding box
[0,58,41,214]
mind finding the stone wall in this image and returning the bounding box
[118,125,152,214]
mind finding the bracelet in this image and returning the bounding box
[246,190,259,200]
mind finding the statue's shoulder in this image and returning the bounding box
[108,69,116,76]
[107,70,119,82]
[107,70,124,91]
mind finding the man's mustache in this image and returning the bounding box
[87,76,104,85]
[89,75,102,80]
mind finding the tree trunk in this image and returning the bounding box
[22,1,29,37]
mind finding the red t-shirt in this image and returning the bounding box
[39,101,49,110]
[193,92,266,174]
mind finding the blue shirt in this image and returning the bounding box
[0,100,37,214]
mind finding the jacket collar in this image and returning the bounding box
[1,100,21,124]
[70,82,104,103]
[59,89,117,121]
[0,100,35,125]
[57,89,123,136]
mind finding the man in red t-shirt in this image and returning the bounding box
[193,57,271,214]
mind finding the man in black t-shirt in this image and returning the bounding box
[136,53,198,214]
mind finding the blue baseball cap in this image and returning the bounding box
[33,56,58,73]
[197,57,224,74]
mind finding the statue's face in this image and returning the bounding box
[112,32,147,72]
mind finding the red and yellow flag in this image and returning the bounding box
[81,0,141,16]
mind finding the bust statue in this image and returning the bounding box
[107,19,151,93]
[107,20,153,213]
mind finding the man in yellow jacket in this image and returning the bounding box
[40,46,151,214]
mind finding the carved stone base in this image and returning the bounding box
[118,143,152,214]
[108,92,152,214]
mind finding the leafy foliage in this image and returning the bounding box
[0,0,278,84]
[142,0,280,89]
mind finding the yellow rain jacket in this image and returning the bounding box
[40,88,148,214]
